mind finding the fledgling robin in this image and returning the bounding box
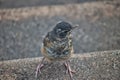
[35,21,78,79]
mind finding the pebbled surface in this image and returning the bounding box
[0,50,120,80]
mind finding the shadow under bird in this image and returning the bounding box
[35,21,78,79]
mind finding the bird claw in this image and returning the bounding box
[35,57,45,78]
[35,64,44,78]
[64,61,75,80]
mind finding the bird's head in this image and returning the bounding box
[53,21,78,39]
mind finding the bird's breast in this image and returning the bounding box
[53,40,67,49]
[42,34,73,61]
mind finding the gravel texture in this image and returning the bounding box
[0,0,120,60]
[0,50,120,80]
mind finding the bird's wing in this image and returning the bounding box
[42,32,55,54]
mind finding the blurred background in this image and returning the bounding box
[0,0,120,61]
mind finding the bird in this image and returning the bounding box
[35,21,78,79]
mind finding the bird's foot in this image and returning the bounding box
[35,63,44,78]
[35,57,45,78]
[64,61,76,80]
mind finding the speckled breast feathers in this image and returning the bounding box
[41,32,73,61]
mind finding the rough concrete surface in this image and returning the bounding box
[0,0,120,61]
[0,50,120,80]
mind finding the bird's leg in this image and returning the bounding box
[35,57,45,78]
[64,61,76,80]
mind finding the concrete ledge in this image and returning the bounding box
[0,50,120,80]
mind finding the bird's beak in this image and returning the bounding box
[72,24,79,30]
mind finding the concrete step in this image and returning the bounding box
[0,50,119,80]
